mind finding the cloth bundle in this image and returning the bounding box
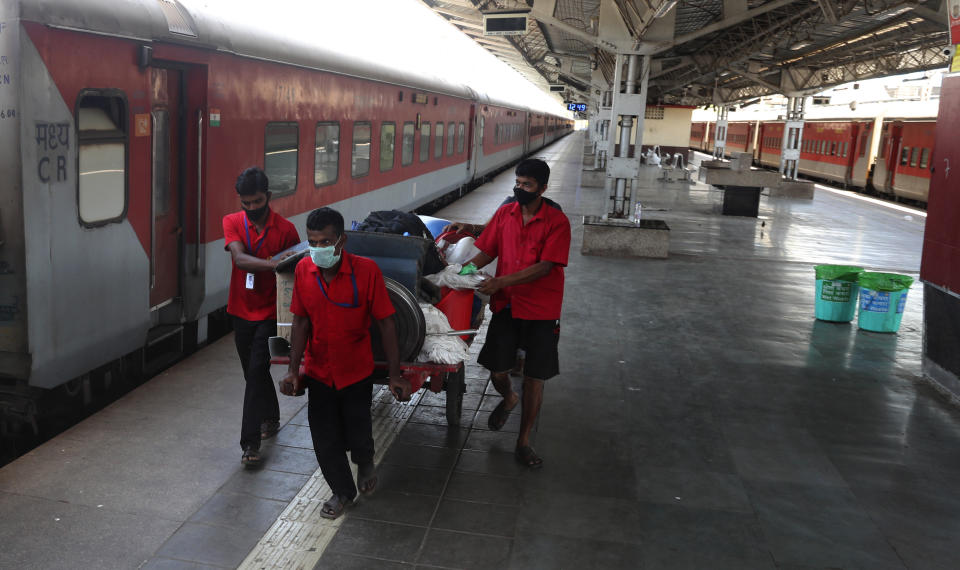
[417,304,469,365]
[424,264,488,291]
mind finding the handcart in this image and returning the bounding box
[269,356,466,426]
[270,228,479,427]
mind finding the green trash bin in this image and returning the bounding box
[814,265,864,322]
[857,272,914,333]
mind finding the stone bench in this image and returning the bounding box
[581,216,670,259]
[698,153,782,217]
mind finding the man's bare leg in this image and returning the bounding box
[487,371,519,430]
[515,376,545,468]
[517,377,543,448]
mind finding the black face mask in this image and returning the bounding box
[513,186,539,206]
[244,201,269,223]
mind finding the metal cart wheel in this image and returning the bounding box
[444,367,465,427]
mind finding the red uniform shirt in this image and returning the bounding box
[475,200,571,320]
[289,252,396,389]
[223,209,300,321]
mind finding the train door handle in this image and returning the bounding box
[944,158,950,179]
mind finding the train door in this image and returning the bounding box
[149,68,182,310]
[148,63,207,326]
[523,113,530,155]
[471,113,484,175]
[884,122,904,191]
[843,121,863,186]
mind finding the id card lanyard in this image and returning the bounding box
[244,216,270,289]
[316,257,359,308]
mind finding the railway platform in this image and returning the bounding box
[2,132,959,569]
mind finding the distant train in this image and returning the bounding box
[690,117,935,203]
[0,0,572,416]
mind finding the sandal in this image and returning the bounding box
[515,446,543,469]
[357,463,378,496]
[487,400,515,431]
[320,494,354,520]
[241,446,262,468]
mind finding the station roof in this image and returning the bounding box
[420,0,952,106]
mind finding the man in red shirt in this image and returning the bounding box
[223,166,300,467]
[467,159,571,469]
[279,207,409,519]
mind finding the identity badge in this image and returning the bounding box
[246,272,255,290]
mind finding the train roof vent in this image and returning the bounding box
[158,0,197,38]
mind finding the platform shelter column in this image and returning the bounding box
[604,53,649,218]
[779,96,805,180]
[920,72,960,400]
[592,89,613,170]
[713,105,729,158]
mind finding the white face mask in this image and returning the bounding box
[309,237,341,268]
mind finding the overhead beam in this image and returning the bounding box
[909,2,948,24]
[529,3,638,52]
[656,0,799,54]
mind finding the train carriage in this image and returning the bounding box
[723,121,756,156]
[795,121,864,186]
[0,0,571,404]
[757,121,783,169]
[873,120,936,202]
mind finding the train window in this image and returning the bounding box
[446,123,455,156]
[495,125,500,145]
[920,148,930,169]
[842,142,848,157]
[910,147,919,168]
[151,110,170,217]
[830,142,837,156]
[380,122,395,172]
[859,134,868,157]
[265,122,298,195]
[457,122,465,153]
[435,123,443,159]
[351,121,371,178]
[77,92,128,225]
[900,147,910,165]
[420,122,430,162]
[402,122,415,166]
[314,122,339,187]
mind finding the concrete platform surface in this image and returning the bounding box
[2,132,959,570]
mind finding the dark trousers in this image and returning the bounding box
[306,377,375,500]
[233,317,280,450]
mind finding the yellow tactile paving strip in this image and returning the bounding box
[238,387,424,570]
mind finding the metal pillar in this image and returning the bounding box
[604,53,649,218]
[713,106,729,158]
[780,96,805,180]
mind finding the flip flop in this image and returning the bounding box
[515,446,543,469]
[261,419,280,440]
[320,494,354,520]
[487,400,514,431]
[357,463,378,496]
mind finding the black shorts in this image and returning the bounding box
[477,308,560,380]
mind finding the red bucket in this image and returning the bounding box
[435,288,473,340]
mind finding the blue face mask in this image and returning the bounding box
[309,238,342,269]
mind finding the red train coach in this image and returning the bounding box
[0,0,571,401]
[795,120,872,187]
[873,120,936,202]
[693,114,934,203]
[723,121,756,155]
[758,119,867,186]
[689,121,708,150]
